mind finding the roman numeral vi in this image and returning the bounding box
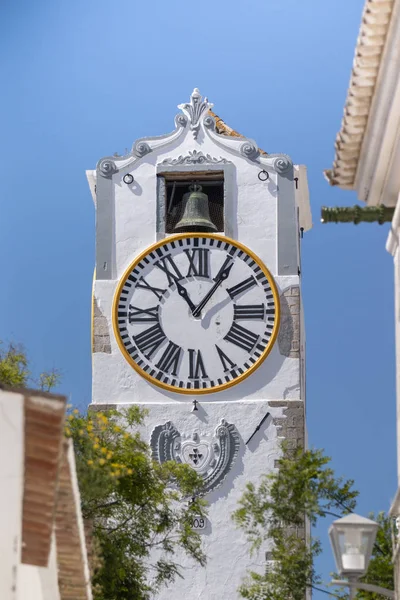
[188,349,208,380]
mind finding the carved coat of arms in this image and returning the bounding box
[150,419,240,495]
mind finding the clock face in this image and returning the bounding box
[113,234,280,394]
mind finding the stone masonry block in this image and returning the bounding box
[278,286,300,357]
[93,297,112,354]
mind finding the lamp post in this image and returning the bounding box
[329,513,394,599]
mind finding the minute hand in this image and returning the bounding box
[192,261,233,318]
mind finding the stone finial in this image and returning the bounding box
[177,88,214,139]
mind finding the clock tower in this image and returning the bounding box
[87,89,311,598]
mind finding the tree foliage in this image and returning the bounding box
[0,340,206,599]
[66,407,207,600]
[233,444,394,600]
[0,340,60,391]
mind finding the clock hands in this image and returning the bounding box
[245,412,270,445]
[175,280,197,313]
[192,258,233,318]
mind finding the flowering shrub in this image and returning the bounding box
[66,406,207,600]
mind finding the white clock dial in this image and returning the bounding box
[113,234,280,394]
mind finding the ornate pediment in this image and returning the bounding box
[96,88,292,178]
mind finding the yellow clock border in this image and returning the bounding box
[112,233,281,395]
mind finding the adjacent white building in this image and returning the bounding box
[325,0,400,594]
[0,387,92,600]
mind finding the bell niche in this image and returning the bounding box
[160,172,224,234]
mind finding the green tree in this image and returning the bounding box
[66,407,207,600]
[233,444,393,599]
[0,340,60,391]
[0,341,206,599]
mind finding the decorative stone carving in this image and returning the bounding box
[98,159,118,178]
[203,115,216,130]
[178,88,213,139]
[240,141,259,161]
[175,114,188,128]
[150,419,240,495]
[133,141,152,158]
[271,154,293,175]
[160,149,229,166]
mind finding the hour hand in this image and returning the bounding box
[192,259,233,318]
[175,281,196,312]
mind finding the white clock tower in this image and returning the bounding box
[87,89,311,598]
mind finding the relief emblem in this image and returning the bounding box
[150,419,240,495]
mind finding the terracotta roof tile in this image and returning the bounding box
[55,441,92,600]
[325,0,395,188]
[209,110,268,155]
[22,393,66,567]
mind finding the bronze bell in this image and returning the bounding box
[174,184,217,233]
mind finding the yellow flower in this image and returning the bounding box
[113,425,121,432]
[99,458,106,466]
[124,433,130,439]
[127,469,133,475]
[73,409,79,414]
[87,460,93,466]
[79,429,84,436]
[68,415,74,421]
[65,427,71,436]
[87,424,93,432]
[114,470,121,477]
[106,452,113,460]
[101,447,108,455]
[93,443,99,450]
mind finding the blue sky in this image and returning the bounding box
[0,0,395,597]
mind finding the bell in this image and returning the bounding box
[174,184,217,233]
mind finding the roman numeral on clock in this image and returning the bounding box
[233,304,266,320]
[188,349,208,380]
[155,341,182,376]
[134,323,166,358]
[226,276,257,299]
[136,277,166,301]
[216,345,237,372]
[224,322,259,353]
[154,254,183,286]
[128,305,159,323]
[184,248,210,278]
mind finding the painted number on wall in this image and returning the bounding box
[191,516,206,530]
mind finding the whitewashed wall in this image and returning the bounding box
[89,90,307,599]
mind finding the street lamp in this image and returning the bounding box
[329,513,394,599]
